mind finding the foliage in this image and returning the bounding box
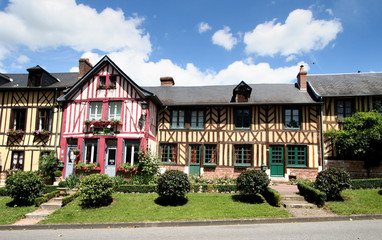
[54,170,62,178]
[0,187,8,196]
[314,168,351,200]
[6,129,24,136]
[39,152,60,182]
[117,185,157,193]
[156,170,190,198]
[351,178,382,189]
[188,175,236,185]
[289,177,314,187]
[236,169,270,195]
[60,174,84,189]
[117,163,140,175]
[74,162,100,172]
[42,185,58,194]
[112,175,125,189]
[298,182,327,207]
[35,190,60,207]
[5,171,44,206]
[262,187,282,207]
[137,151,160,184]
[80,174,114,208]
[33,129,50,136]
[190,184,237,193]
[62,191,81,206]
[325,111,382,166]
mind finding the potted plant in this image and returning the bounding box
[33,129,50,137]
[6,129,24,136]
[72,149,80,155]
[108,83,116,89]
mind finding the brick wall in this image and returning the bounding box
[289,168,318,180]
[325,160,382,179]
[202,167,262,179]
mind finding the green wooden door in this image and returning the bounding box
[270,146,285,177]
[189,145,201,175]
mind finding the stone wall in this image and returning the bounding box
[325,160,382,179]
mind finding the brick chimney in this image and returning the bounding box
[78,58,93,79]
[160,76,175,86]
[297,65,307,90]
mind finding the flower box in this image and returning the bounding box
[6,129,24,137]
[33,129,51,137]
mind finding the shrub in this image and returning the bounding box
[351,178,382,189]
[117,185,157,193]
[112,175,125,189]
[54,170,62,178]
[314,168,351,200]
[5,171,44,205]
[62,191,80,206]
[61,174,83,189]
[156,170,190,198]
[80,174,114,208]
[35,190,60,207]
[42,185,58,194]
[0,187,8,196]
[39,152,60,183]
[298,182,326,207]
[262,187,282,207]
[216,184,237,193]
[236,169,270,195]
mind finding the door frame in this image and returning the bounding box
[269,145,285,177]
[104,139,117,177]
[189,145,201,175]
[65,145,77,178]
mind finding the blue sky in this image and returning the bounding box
[0,0,381,86]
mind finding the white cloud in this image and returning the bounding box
[326,8,334,16]
[16,55,29,64]
[244,9,342,57]
[0,0,151,58]
[198,22,212,33]
[212,26,238,51]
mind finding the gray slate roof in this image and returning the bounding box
[144,83,318,106]
[308,72,382,97]
[0,72,78,89]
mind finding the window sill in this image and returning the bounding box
[190,128,204,130]
[160,162,176,165]
[284,127,301,130]
[287,165,307,168]
[203,163,216,168]
[234,164,251,169]
[170,127,185,130]
[234,128,251,130]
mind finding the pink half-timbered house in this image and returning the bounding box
[58,56,160,178]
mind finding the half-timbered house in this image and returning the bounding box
[145,67,323,180]
[58,56,160,178]
[0,66,77,173]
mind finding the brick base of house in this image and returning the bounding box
[325,160,382,179]
[289,168,319,180]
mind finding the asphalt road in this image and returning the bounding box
[1,219,381,240]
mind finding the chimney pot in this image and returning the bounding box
[297,66,307,90]
[160,76,175,86]
[78,58,93,79]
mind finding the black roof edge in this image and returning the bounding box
[161,102,321,107]
[0,73,11,82]
[307,81,322,102]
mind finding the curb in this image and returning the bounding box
[1,214,382,231]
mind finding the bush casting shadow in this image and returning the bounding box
[155,196,188,206]
[6,199,33,207]
[232,194,265,204]
[378,190,382,195]
[80,197,113,209]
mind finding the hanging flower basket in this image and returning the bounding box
[33,129,50,137]
[6,129,24,136]
[72,149,80,155]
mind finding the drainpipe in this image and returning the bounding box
[156,106,168,158]
[320,101,325,171]
[54,88,60,153]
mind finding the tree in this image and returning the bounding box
[39,152,60,183]
[325,111,382,167]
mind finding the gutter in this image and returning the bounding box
[54,88,60,153]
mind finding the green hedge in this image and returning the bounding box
[42,185,58,194]
[262,187,281,207]
[35,190,60,207]
[117,185,157,193]
[351,178,382,189]
[191,184,237,193]
[216,184,237,193]
[298,182,326,207]
[0,187,8,196]
[62,191,80,206]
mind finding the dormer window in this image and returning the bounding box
[27,65,58,87]
[97,75,117,89]
[232,81,252,103]
[28,72,42,87]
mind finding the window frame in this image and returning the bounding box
[190,109,205,130]
[336,99,353,122]
[204,144,217,167]
[11,151,24,170]
[123,140,140,165]
[160,144,177,163]
[374,97,382,114]
[286,145,307,168]
[284,106,301,130]
[170,109,185,129]
[89,102,103,120]
[189,145,201,165]
[234,107,251,130]
[10,109,26,130]
[233,145,252,167]
[108,101,122,120]
[83,139,99,164]
[36,108,53,131]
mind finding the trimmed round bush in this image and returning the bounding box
[314,168,351,200]
[236,169,270,195]
[5,171,44,205]
[80,174,114,208]
[156,170,190,198]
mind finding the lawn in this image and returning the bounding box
[40,193,289,224]
[327,189,382,215]
[0,197,37,225]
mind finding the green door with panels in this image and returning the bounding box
[189,145,201,175]
[270,146,285,177]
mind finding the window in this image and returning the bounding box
[89,102,103,120]
[109,76,117,85]
[284,107,301,129]
[204,145,217,165]
[171,109,185,129]
[337,100,352,121]
[37,109,53,131]
[99,76,106,85]
[108,101,122,120]
[160,144,177,163]
[28,73,42,87]
[234,108,251,129]
[190,110,204,129]
[287,146,307,167]
[84,140,98,163]
[11,151,24,170]
[234,145,252,166]
[10,109,26,130]
[189,145,201,165]
[124,140,140,165]
[375,98,382,114]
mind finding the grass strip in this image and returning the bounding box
[0,197,37,225]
